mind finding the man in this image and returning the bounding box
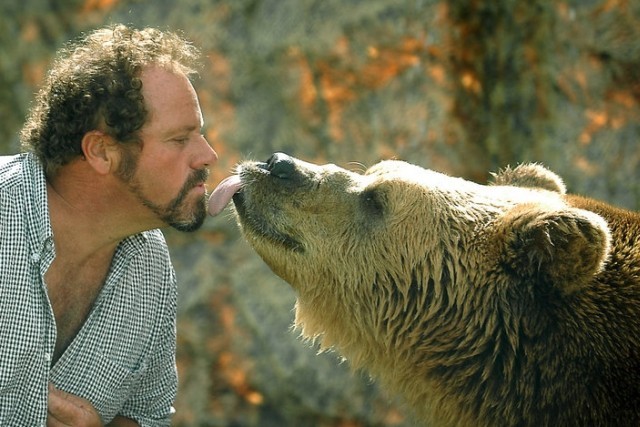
[0,25,217,426]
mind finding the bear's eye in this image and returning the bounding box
[361,188,385,217]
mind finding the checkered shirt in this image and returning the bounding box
[0,153,178,426]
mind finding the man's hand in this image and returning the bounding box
[47,384,139,427]
[47,384,103,427]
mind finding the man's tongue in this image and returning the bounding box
[208,175,242,216]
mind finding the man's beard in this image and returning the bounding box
[117,146,209,232]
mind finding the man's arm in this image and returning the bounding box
[117,265,178,426]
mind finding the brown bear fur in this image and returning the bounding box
[229,153,640,426]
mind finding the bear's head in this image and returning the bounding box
[208,153,631,426]
[215,153,610,342]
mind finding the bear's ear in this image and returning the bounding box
[491,163,566,194]
[497,203,611,294]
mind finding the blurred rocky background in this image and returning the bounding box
[2,0,639,426]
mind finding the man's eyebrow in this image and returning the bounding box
[162,124,202,136]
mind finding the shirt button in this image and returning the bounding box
[44,353,51,363]
[30,252,40,263]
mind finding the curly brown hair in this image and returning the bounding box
[20,24,201,178]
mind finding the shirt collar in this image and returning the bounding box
[21,152,54,259]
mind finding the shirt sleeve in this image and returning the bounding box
[117,268,178,427]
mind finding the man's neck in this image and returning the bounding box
[45,160,160,263]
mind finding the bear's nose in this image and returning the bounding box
[266,152,296,180]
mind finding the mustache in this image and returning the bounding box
[184,168,210,190]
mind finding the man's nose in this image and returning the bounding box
[195,135,218,168]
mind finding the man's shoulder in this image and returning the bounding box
[125,229,174,268]
[0,153,28,190]
[141,229,171,253]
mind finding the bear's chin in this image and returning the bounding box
[233,191,304,253]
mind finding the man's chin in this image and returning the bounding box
[167,206,207,232]
[169,219,204,232]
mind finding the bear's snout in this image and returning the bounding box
[264,152,300,182]
[252,152,324,192]
[261,153,312,187]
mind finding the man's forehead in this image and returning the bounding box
[139,66,202,130]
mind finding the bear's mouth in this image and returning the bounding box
[233,182,305,254]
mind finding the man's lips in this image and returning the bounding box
[190,182,206,194]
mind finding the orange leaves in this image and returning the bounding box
[80,0,119,14]
[607,90,636,109]
[20,20,40,43]
[360,37,422,90]
[217,350,264,406]
[206,289,264,408]
[579,88,637,145]
[332,36,424,96]
[580,110,609,145]
[579,106,629,145]
[596,0,630,14]
[21,61,47,87]
[460,71,482,95]
[292,35,428,142]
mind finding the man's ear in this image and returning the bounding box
[496,202,611,294]
[81,130,120,175]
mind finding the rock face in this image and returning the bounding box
[224,153,640,426]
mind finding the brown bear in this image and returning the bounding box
[208,153,640,426]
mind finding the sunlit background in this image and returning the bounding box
[2,1,639,425]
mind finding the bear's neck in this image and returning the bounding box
[293,269,522,426]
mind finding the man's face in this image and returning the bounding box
[119,66,217,232]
